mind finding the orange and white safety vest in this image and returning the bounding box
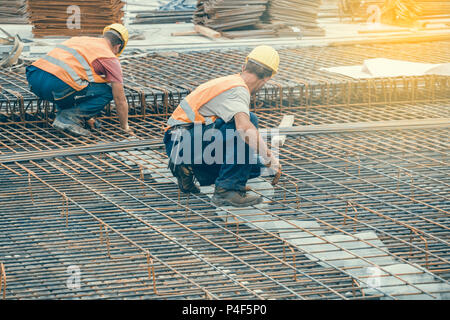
[166,74,250,131]
[32,37,117,91]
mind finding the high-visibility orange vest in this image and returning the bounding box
[166,74,250,131]
[32,37,117,91]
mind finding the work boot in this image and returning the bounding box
[53,109,91,137]
[53,117,91,137]
[211,187,262,208]
[168,160,200,194]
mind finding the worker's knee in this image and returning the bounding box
[249,112,259,128]
[73,83,113,116]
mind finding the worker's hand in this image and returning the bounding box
[86,118,101,130]
[266,155,282,185]
[271,163,282,186]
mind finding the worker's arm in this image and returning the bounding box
[111,82,132,133]
[234,112,279,169]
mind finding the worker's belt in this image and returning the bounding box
[167,120,221,135]
[167,123,194,134]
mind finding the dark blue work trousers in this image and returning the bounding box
[164,112,263,191]
[26,65,113,120]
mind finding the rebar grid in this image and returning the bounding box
[0,101,448,299]
[0,101,448,156]
[1,41,450,121]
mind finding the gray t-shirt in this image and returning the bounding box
[199,86,250,123]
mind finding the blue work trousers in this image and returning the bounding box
[164,112,263,191]
[26,65,113,119]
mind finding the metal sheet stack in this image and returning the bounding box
[263,0,325,36]
[193,0,269,31]
[132,10,195,24]
[0,0,28,24]
[158,0,197,10]
[27,0,125,38]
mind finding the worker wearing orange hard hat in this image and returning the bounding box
[26,23,132,137]
[164,45,282,207]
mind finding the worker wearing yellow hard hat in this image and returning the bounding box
[25,23,132,137]
[103,23,129,57]
[164,45,282,207]
[246,45,280,76]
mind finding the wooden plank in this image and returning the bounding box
[268,118,450,136]
[171,30,198,37]
[194,24,221,39]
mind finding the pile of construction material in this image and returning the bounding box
[27,0,125,38]
[263,0,325,36]
[192,0,304,38]
[193,0,269,31]
[132,10,194,24]
[130,0,196,24]
[383,0,450,25]
[0,0,28,24]
[340,0,450,26]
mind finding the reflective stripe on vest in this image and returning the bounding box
[56,44,94,82]
[165,74,249,131]
[167,116,188,127]
[204,116,215,125]
[32,37,117,91]
[40,55,87,87]
[179,99,196,122]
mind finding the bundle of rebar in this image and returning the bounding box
[263,0,325,36]
[193,0,269,31]
[0,0,28,24]
[27,0,125,38]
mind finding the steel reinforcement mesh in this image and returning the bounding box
[0,101,448,299]
[1,40,450,122]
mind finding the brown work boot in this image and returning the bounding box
[211,187,262,207]
[168,160,200,194]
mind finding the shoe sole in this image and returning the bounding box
[53,120,90,137]
[211,195,262,208]
[176,177,200,194]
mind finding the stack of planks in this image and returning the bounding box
[0,0,28,24]
[27,0,125,38]
[193,0,269,31]
[263,0,325,36]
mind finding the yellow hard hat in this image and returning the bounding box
[103,23,129,56]
[246,45,280,76]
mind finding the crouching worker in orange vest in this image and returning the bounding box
[25,24,132,137]
[164,46,282,207]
